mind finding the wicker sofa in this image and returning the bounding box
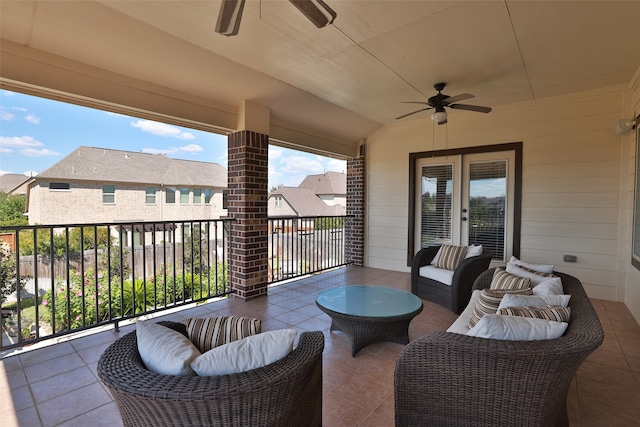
[411,245,493,314]
[395,268,604,427]
[97,321,324,427]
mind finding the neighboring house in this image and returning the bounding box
[268,172,346,218]
[26,146,228,242]
[0,173,33,196]
[298,171,346,207]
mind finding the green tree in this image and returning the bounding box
[0,245,25,303]
[0,192,27,227]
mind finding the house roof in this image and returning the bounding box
[298,172,346,196]
[271,187,345,217]
[0,173,31,194]
[34,146,227,188]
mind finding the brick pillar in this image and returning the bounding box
[228,130,269,299]
[346,156,365,266]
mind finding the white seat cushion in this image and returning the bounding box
[419,265,455,286]
[447,289,481,334]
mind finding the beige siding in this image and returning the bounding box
[366,83,631,301]
[624,66,640,322]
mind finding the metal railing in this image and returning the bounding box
[1,215,352,350]
[268,215,351,283]
[1,219,233,350]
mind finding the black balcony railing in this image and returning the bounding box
[267,215,351,282]
[0,215,351,351]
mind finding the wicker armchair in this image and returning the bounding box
[411,245,493,314]
[98,321,324,427]
[395,269,604,427]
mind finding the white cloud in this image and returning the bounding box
[0,135,43,149]
[0,170,10,175]
[140,147,174,155]
[325,158,346,173]
[0,109,16,121]
[180,144,203,153]
[131,119,195,140]
[23,171,38,177]
[25,114,41,124]
[12,106,27,112]
[21,148,59,157]
[278,155,324,186]
[269,147,283,159]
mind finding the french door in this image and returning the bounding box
[414,151,515,262]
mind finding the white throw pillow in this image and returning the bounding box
[467,314,568,341]
[532,276,564,296]
[505,263,555,285]
[465,244,483,258]
[136,320,201,376]
[191,329,297,376]
[508,256,554,274]
[498,293,571,310]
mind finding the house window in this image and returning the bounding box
[145,187,156,204]
[49,182,70,190]
[180,188,190,204]
[166,187,176,204]
[274,195,282,207]
[223,190,228,209]
[102,184,115,204]
[193,188,202,204]
[204,188,212,204]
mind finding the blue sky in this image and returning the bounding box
[0,90,346,188]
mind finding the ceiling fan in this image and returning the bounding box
[216,0,337,36]
[396,83,492,125]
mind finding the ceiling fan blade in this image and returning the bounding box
[401,101,430,105]
[395,107,433,120]
[443,93,474,104]
[449,104,492,113]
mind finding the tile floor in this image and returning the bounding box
[1,266,639,426]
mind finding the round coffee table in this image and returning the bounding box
[316,285,423,356]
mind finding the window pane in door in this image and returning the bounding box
[468,161,507,261]
[420,164,453,247]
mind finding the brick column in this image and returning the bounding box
[346,156,365,266]
[228,130,269,299]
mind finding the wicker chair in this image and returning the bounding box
[98,321,324,427]
[411,245,493,314]
[395,269,604,427]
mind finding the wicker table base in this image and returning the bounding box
[316,286,423,356]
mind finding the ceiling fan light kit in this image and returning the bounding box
[396,82,492,124]
[215,0,336,36]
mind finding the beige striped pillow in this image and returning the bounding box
[434,244,468,270]
[184,316,261,352]
[468,288,533,329]
[490,268,532,291]
[498,305,571,323]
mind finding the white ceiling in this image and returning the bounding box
[1,0,640,149]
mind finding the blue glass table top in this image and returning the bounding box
[316,285,422,318]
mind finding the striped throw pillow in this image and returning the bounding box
[498,305,571,323]
[490,268,532,291]
[434,244,468,271]
[184,316,261,353]
[468,287,533,329]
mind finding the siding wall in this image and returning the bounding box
[366,83,633,303]
[624,67,640,322]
